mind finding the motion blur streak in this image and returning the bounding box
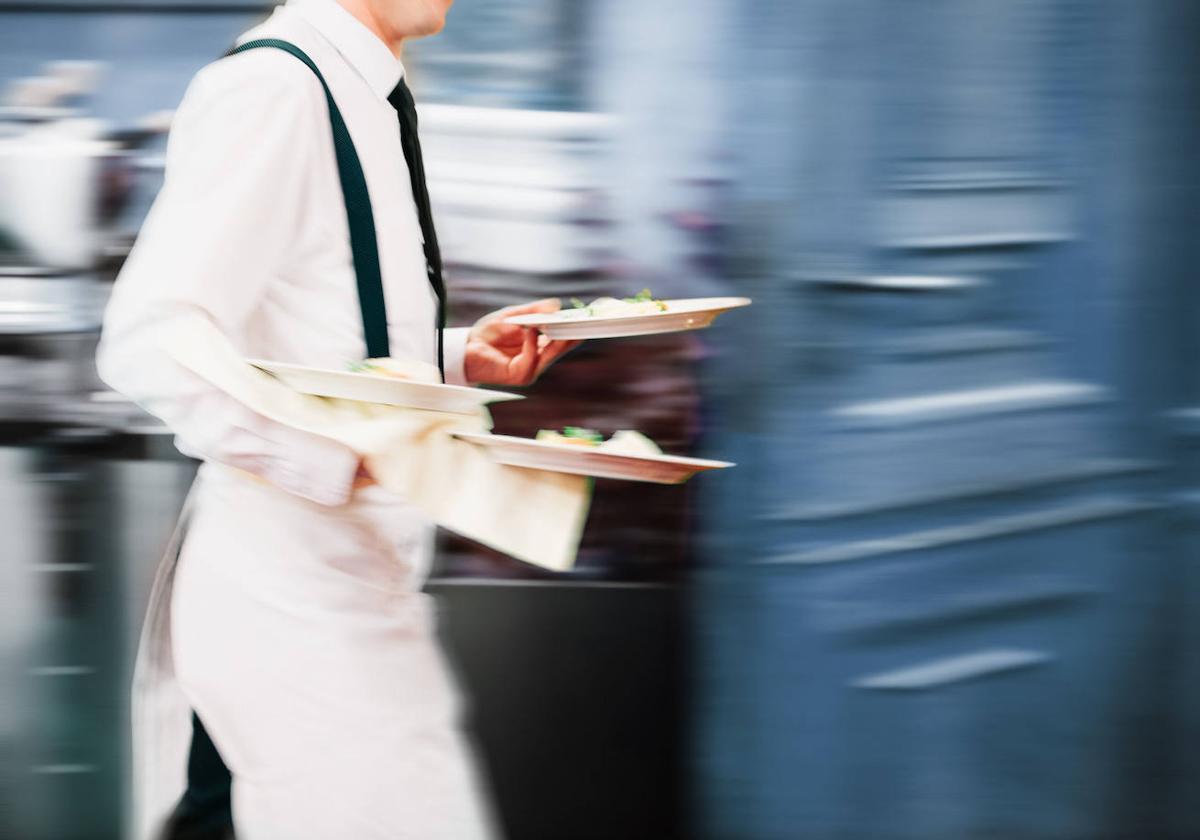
[1,0,1197,838]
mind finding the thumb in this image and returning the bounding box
[496,297,563,319]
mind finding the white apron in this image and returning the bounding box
[132,463,499,840]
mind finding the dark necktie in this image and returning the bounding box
[388,77,447,380]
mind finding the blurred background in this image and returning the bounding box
[1,0,1198,837]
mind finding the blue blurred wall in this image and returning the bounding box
[694,1,1200,837]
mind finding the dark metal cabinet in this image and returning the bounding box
[427,580,685,840]
[1170,411,1200,836]
[694,1,1198,837]
[1,438,196,840]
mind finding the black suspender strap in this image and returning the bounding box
[226,38,394,362]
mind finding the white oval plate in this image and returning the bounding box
[249,360,524,415]
[452,432,734,484]
[504,296,752,340]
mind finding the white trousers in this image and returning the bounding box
[138,464,498,840]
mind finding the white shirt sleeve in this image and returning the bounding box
[97,51,360,507]
[441,326,471,386]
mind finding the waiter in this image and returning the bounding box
[98,0,578,837]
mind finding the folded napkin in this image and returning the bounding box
[162,315,589,571]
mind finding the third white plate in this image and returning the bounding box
[452,432,734,484]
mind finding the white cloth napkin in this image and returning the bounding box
[161,314,590,571]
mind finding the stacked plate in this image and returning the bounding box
[248,359,522,416]
[451,432,733,485]
[251,295,749,483]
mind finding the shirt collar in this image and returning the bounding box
[286,0,405,99]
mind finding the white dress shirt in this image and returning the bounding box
[98,0,470,508]
[112,4,500,838]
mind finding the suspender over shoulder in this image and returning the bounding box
[226,38,439,372]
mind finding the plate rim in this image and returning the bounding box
[247,358,525,402]
[503,296,752,328]
[451,431,735,469]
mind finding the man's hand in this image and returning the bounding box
[464,298,581,386]
[353,459,375,490]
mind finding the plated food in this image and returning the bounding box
[454,428,733,484]
[535,426,663,456]
[346,357,435,382]
[504,292,751,340]
[560,289,668,319]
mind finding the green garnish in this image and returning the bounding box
[565,290,667,318]
[561,426,603,442]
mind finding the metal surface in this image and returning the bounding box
[426,579,685,840]
[693,1,1199,837]
[0,439,197,840]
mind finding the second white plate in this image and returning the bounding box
[452,432,734,484]
[504,296,752,340]
[249,360,524,414]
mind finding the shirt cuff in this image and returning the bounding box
[442,326,471,386]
